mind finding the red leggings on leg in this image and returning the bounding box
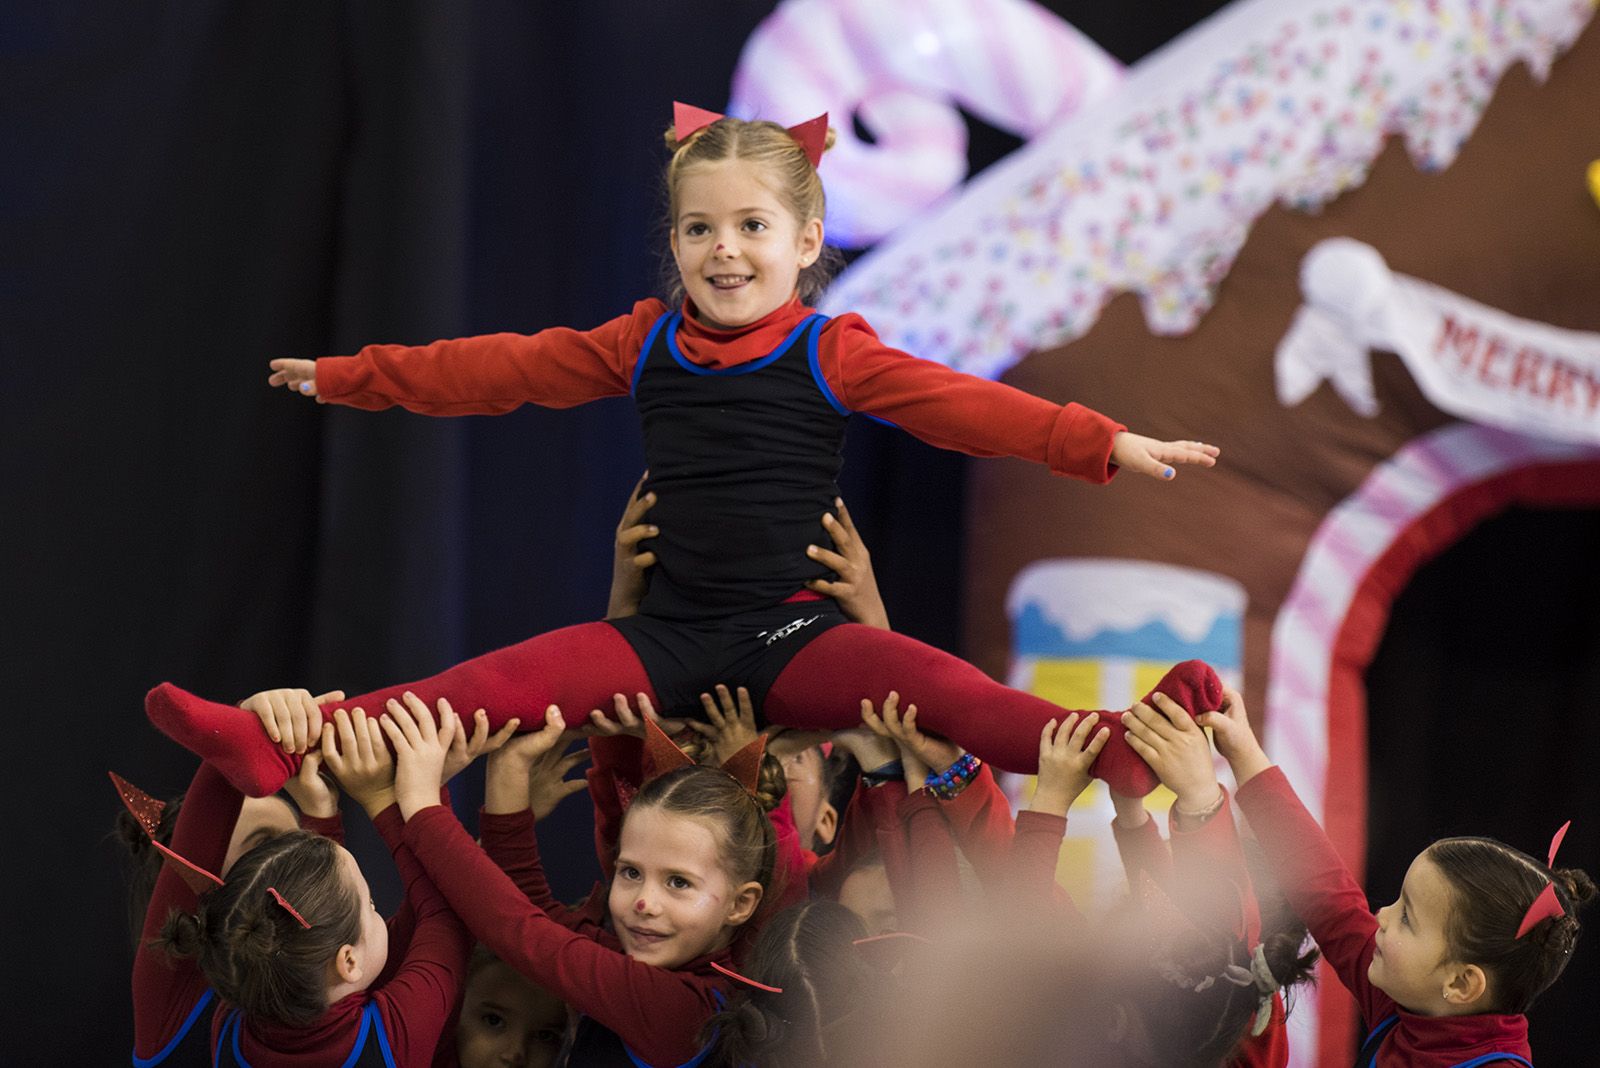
[147,622,654,796]
[764,624,1221,796]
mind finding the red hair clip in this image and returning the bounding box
[267,887,312,929]
[711,959,783,994]
[1516,820,1573,939]
[671,101,830,168]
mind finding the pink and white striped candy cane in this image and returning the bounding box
[730,0,1123,246]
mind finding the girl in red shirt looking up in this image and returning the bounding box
[1202,689,1594,1066]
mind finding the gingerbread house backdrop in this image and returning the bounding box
[735,0,1600,1061]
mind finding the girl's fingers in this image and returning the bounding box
[1040,718,1060,747]
[1068,712,1100,747]
[736,687,753,719]
[807,543,849,572]
[611,693,637,728]
[715,684,735,718]
[352,708,376,763]
[299,691,324,747]
[686,720,715,736]
[1084,726,1112,756]
[1148,693,1192,730]
[636,693,658,721]
[632,551,657,569]
[699,691,724,726]
[385,697,423,746]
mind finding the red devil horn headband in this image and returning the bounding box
[111,770,312,926]
[639,715,768,800]
[1516,820,1573,939]
[671,101,830,168]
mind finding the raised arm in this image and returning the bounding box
[1201,689,1389,1022]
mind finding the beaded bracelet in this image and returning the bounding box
[924,753,982,800]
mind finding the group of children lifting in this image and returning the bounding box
[120,104,1592,1066]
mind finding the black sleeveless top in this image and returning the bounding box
[630,310,847,621]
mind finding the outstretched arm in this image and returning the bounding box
[268,300,666,414]
[818,315,1218,482]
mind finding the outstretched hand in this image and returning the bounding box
[1123,694,1221,815]
[1111,431,1219,481]
[861,691,961,784]
[587,692,687,739]
[379,692,460,820]
[241,688,344,755]
[1031,712,1109,818]
[1195,687,1272,788]
[267,358,321,399]
[320,707,396,817]
[687,684,760,766]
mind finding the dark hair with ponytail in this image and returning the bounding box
[154,830,363,1026]
[1426,836,1595,1013]
[700,899,873,1067]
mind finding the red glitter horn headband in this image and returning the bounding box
[672,101,830,168]
[638,714,768,799]
[1516,820,1573,939]
[110,770,311,927]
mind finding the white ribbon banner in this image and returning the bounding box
[1276,238,1600,444]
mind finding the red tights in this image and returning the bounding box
[147,619,1219,797]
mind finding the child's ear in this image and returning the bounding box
[1442,962,1489,1011]
[798,217,824,268]
[813,801,839,849]
[332,943,363,985]
[725,881,764,926]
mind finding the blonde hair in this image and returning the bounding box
[660,117,843,306]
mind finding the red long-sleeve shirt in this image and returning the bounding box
[1236,767,1531,1064]
[131,763,240,1064]
[404,804,733,1067]
[314,297,1124,482]
[217,804,472,1067]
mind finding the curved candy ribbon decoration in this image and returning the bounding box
[729,0,1122,246]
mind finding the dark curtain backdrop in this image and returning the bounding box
[20,2,1593,1062]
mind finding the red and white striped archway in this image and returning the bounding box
[1266,422,1600,1066]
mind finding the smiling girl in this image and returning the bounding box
[381,697,774,1067]
[149,106,1221,803]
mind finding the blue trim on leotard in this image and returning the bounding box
[132,987,214,1067]
[213,1003,397,1068]
[803,315,849,416]
[630,313,672,395]
[665,314,817,377]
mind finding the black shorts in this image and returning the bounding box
[605,601,845,724]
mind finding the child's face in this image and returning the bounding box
[1368,851,1459,1011]
[222,794,298,875]
[839,862,898,937]
[609,805,760,970]
[338,844,390,988]
[670,158,823,329]
[455,960,566,1068]
[778,745,834,852]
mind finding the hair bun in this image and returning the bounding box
[155,908,205,958]
[1555,866,1597,908]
